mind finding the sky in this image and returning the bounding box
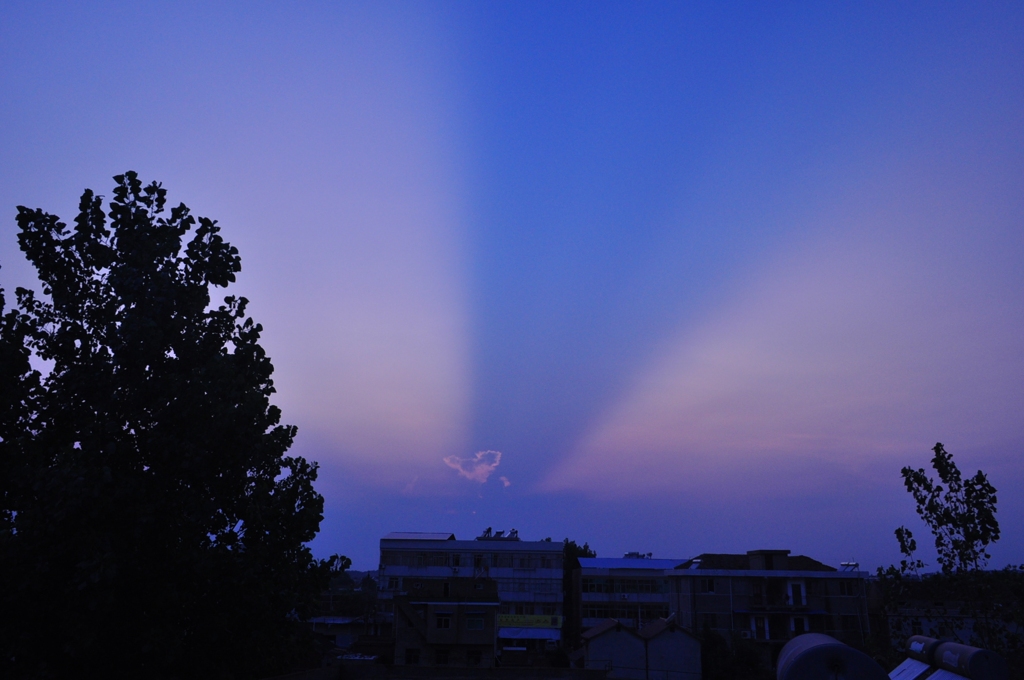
[2,1,1022,571]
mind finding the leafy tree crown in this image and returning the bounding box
[897,442,999,574]
[1,172,340,678]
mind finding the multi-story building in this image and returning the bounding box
[576,554,684,632]
[667,550,870,649]
[378,529,565,665]
[393,576,500,667]
[572,548,871,668]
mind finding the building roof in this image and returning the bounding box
[638,618,695,641]
[499,627,561,640]
[676,553,836,572]
[382,532,455,541]
[581,619,624,641]
[578,557,684,571]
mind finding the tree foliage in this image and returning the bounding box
[897,442,999,574]
[0,173,339,678]
[878,444,1021,673]
[561,538,597,654]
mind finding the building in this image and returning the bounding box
[393,576,500,667]
[582,617,701,680]
[378,529,565,665]
[572,548,871,670]
[576,554,684,632]
[667,549,871,668]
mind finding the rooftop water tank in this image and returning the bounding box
[776,634,888,680]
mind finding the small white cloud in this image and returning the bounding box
[443,450,502,483]
[499,476,511,487]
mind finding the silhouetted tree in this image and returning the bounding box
[879,443,1022,673]
[562,538,597,653]
[0,173,341,679]
[897,442,999,574]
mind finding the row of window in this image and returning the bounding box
[386,577,488,593]
[404,648,484,666]
[696,578,860,597]
[581,578,669,594]
[496,578,561,593]
[700,613,863,639]
[381,551,561,569]
[433,614,486,630]
[583,605,670,620]
[499,603,559,615]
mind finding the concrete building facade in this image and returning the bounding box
[378,529,565,665]
[392,576,500,667]
[572,548,871,671]
[576,556,683,632]
[667,550,871,650]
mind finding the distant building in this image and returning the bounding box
[572,548,871,670]
[576,555,684,631]
[378,529,565,666]
[668,550,870,648]
[582,617,701,680]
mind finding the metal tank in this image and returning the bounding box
[776,633,888,680]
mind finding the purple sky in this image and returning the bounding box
[2,2,1022,570]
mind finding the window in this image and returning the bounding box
[699,578,715,593]
[791,617,807,635]
[443,582,450,597]
[475,582,484,590]
[467,616,485,630]
[436,614,451,629]
[413,582,422,590]
[387,577,399,590]
[749,583,765,605]
[467,650,482,666]
[583,605,669,620]
[702,613,717,629]
[404,649,420,665]
[753,616,769,640]
[435,649,449,665]
[452,554,461,567]
[542,604,557,615]
[838,580,858,596]
[474,554,484,568]
[514,604,528,615]
[790,582,804,606]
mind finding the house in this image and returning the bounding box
[582,618,700,680]
[640,618,702,680]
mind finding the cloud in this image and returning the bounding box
[500,476,511,487]
[444,450,503,483]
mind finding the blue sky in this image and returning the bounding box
[2,2,1022,570]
